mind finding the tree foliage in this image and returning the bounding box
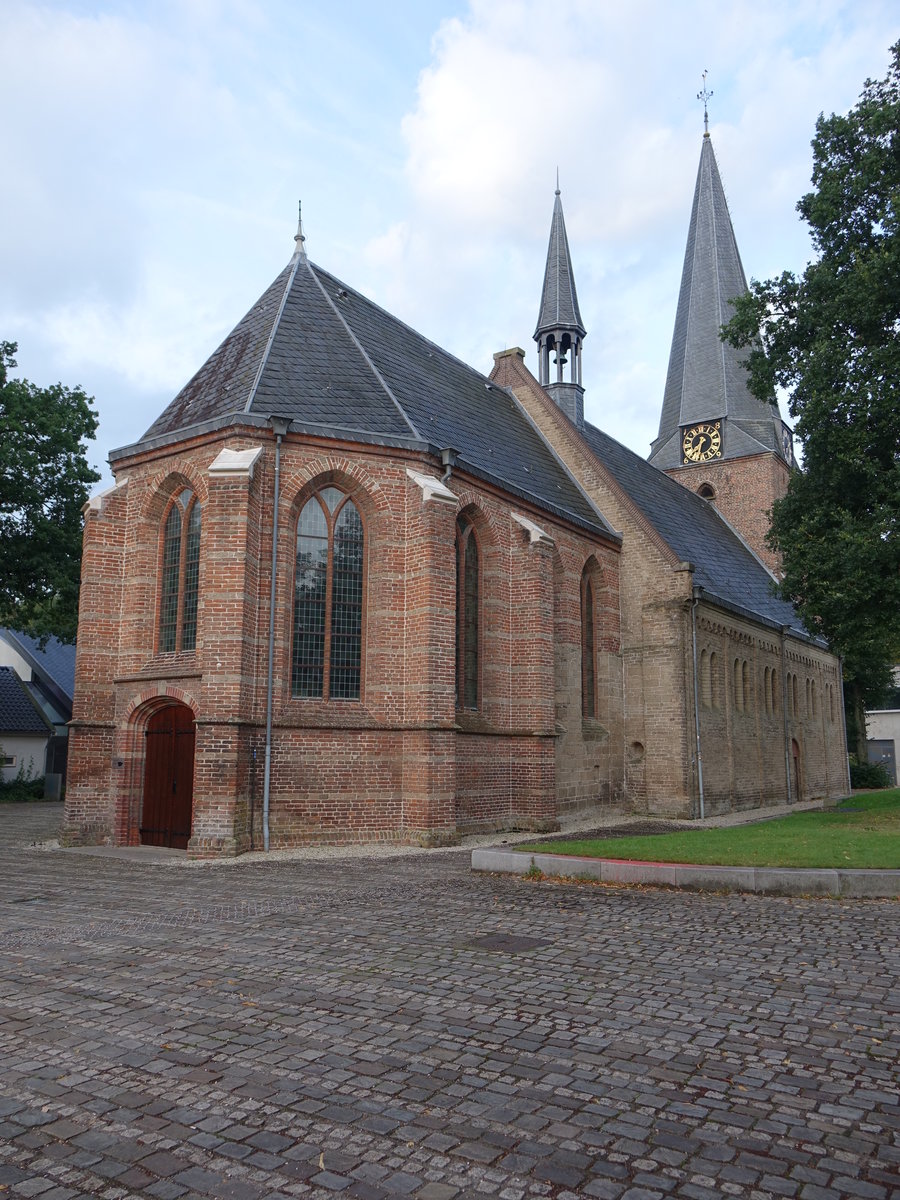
[722,43,900,757]
[0,341,100,643]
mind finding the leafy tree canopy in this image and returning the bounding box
[722,43,900,755]
[0,341,100,643]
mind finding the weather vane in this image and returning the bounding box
[294,200,306,257]
[698,70,713,135]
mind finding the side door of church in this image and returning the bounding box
[141,705,195,849]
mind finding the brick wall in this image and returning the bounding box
[491,348,849,818]
[665,453,790,576]
[64,424,623,855]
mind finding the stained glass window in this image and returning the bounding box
[292,490,363,700]
[158,490,201,653]
[456,517,479,710]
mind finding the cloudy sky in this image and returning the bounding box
[2,0,898,487]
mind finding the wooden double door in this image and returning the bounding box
[140,704,195,849]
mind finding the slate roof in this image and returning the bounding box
[132,249,613,538]
[534,190,585,339]
[581,421,812,639]
[0,630,76,708]
[0,667,52,736]
[650,135,786,469]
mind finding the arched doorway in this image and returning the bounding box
[791,738,802,803]
[141,704,195,848]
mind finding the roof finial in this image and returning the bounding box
[555,166,560,197]
[697,70,713,137]
[293,200,307,261]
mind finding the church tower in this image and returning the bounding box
[534,184,586,426]
[649,97,793,574]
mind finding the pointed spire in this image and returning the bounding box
[534,184,586,426]
[534,185,585,340]
[292,200,307,262]
[649,134,785,468]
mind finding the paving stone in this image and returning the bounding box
[0,808,897,1200]
[347,1184,389,1200]
[312,1171,352,1191]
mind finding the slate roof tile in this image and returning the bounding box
[534,190,585,338]
[0,667,52,735]
[582,421,811,638]
[0,630,76,701]
[142,268,290,441]
[650,136,786,469]
[131,253,612,537]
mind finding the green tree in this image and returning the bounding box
[722,44,900,761]
[0,341,100,643]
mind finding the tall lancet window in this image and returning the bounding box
[158,488,201,653]
[292,487,363,700]
[456,515,479,710]
[581,570,596,719]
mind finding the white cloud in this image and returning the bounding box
[365,0,900,452]
[1,0,898,484]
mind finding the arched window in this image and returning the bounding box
[792,673,799,718]
[771,668,779,715]
[159,488,201,653]
[764,666,772,714]
[581,569,596,718]
[733,658,743,712]
[292,486,363,700]
[710,651,719,709]
[697,483,716,501]
[742,660,751,713]
[456,515,479,709]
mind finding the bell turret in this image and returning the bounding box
[534,182,586,426]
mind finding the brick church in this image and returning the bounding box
[63,130,850,856]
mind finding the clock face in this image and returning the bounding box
[682,421,722,464]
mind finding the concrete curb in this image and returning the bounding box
[471,848,900,897]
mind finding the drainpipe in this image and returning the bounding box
[690,585,705,821]
[780,625,793,804]
[263,415,291,852]
[441,446,459,486]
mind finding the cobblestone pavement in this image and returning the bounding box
[1,805,897,1200]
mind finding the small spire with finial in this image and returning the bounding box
[555,166,560,197]
[697,70,713,136]
[293,200,307,261]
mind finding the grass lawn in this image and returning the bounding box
[520,790,900,870]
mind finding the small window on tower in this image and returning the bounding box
[697,483,716,501]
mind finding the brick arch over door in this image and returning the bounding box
[116,689,199,847]
[140,702,196,849]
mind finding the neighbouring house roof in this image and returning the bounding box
[0,667,53,736]
[649,135,787,470]
[534,188,585,340]
[0,629,75,720]
[123,246,615,541]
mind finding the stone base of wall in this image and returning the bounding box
[188,835,240,858]
[59,823,114,848]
